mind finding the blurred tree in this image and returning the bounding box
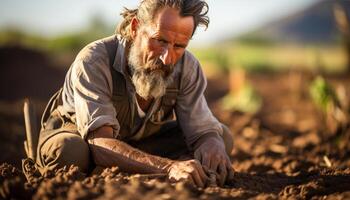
[83,12,115,40]
[333,0,350,73]
[47,13,115,54]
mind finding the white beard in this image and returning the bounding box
[131,69,173,100]
[128,43,174,100]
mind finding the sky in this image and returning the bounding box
[0,0,320,46]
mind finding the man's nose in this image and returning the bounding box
[159,46,173,66]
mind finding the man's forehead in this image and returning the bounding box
[149,7,194,41]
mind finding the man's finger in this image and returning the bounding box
[193,160,209,187]
[190,167,205,188]
[196,163,209,182]
[202,153,211,168]
[209,156,219,172]
[218,163,227,186]
[202,165,210,175]
[187,173,195,186]
[226,164,235,184]
[194,150,202,163]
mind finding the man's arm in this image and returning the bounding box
[88,126,208,187]
[175,52,234,186]
[87,126,173,173]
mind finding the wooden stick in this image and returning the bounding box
[23,99,38,160]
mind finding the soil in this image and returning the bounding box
[0,46,350,199]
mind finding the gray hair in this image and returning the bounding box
[116,0,209,41]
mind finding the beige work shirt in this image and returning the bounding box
[57,35,223,147]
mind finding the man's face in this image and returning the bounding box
[128,7,194,100]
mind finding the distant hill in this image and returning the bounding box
[235,0,350,44]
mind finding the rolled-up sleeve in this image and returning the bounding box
[175,52,223,149]
[70,44,119,139]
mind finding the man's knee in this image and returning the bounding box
[38,132,90,174]
[221,124,233,155]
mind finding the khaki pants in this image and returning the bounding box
[37,111,233,175]
[36,110,91,175]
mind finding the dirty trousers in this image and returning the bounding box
[36,111,233,175]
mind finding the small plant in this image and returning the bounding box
[220,69,262,114]
[220,83,262,114]
[309,76,349,140]
[309,76,339,113]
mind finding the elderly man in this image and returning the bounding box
[36,0,234,187]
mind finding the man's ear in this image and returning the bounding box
[130,17,139,39]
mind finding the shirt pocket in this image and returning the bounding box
[152,88,178,123]
[144,109,176,138]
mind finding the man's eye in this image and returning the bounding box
[174,44,185,49]
[157,39,167,44]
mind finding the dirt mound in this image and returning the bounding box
[0,163,231,200]
[1,157,350,199]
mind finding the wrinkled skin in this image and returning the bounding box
[168,159,208,188]
[194,137,235,186]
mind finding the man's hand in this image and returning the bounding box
[194,136,234,186]
[167,159,208,188]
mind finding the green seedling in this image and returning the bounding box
[309,76,339,114]
[220,83,262,114]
